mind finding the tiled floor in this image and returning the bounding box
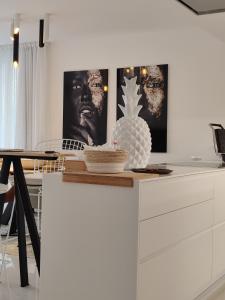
[0,254,39,300]
[1,256,225,300]
[0,251,225,300]
[0,211,39,300]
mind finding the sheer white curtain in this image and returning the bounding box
[0,42,48,149]
[0,45,17,148]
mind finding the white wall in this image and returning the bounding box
[47,28,225,162]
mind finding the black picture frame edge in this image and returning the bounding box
[116,63,168,71]
[176,0,225,15]
[63,68,109,74]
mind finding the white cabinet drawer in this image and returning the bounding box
[213,222,225,280]
[214,173,225,224]
[139,200,213,260]
[139,174,214,221]
[138,230,212,300]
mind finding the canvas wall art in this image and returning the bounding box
[117,65,168,152]
[63,69,108,146]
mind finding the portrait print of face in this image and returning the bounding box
[63,69,108,146]
[141,65,165,118]
[117,65,168,152]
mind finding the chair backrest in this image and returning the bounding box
[35,139,85,151]
[34,139,85,174]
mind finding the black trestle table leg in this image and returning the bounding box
[13,158,40,274]
[14,176,29,287]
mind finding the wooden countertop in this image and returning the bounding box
[63,170,159,187]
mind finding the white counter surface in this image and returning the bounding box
[141,164,225,182]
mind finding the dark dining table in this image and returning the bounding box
[0,150,58,287]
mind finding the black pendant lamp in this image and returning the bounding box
[13,32,19,68]
[12,14,20,68]
[39,14,49,48]
[39,19,45,48]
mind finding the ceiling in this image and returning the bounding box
[177,0,225,15]
[0,0,225,44]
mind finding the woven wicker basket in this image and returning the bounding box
[84,149,128,173]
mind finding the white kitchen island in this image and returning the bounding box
[39,165,225,300]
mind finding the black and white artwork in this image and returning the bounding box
[117,65,168,152]
[63,69,108,146]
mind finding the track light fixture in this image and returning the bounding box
[39,14,49,48]
[13,32,19,68]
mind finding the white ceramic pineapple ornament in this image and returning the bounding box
[113,76,152,169]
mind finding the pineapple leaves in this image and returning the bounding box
[119,76,143,118]
[135,105,142,116]
[118,104,126,117]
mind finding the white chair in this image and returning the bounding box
[0,182,15,280]
[36,138,85,152]
[25,138,86,231]
[26,138,85,185]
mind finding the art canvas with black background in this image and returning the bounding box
[63,69,108,146]
[117,65,168,152]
